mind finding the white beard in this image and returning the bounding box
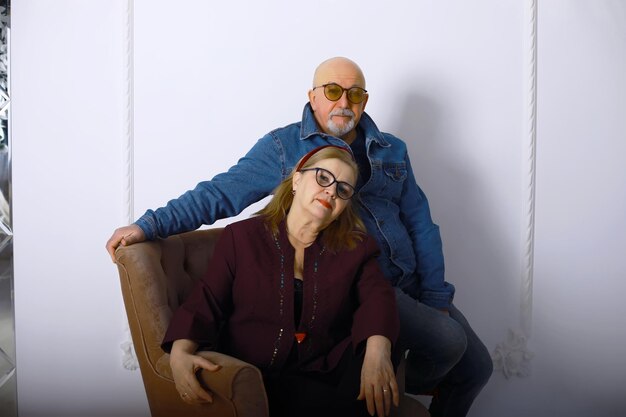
[326,109,356,137]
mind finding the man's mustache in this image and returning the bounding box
[329,109,355,118]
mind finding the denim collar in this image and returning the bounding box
[299,103,390,148]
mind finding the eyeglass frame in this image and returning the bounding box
[298,167,356,200]
[312,83,368,104]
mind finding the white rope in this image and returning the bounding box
[492,0,537,378]
[121,0,138,371]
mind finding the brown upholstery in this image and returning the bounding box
[115,228,429,417]
[115,228,268,417]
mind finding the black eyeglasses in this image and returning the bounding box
[313,83,368,104]
[299,167,356,200]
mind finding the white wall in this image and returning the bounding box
[530,1,626,415]
[12,1,626,416]
[12,1,148,416]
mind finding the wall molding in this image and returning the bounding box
[123,0,134,225]
[121,0,138,371]
[492,0,537,378]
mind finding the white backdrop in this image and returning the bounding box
[12,1,626,416]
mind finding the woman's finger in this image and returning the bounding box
[365,384,376,415]
[373,384,385,417]
[382,383,392,416]
[389,376,400,408]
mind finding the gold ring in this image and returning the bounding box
[383,388,389,393]
[182,392,189,398]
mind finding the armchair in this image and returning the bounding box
[115,228,268,417]
[115,228,429,417]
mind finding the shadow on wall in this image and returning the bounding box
[388,92,518,348]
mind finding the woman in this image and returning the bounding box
[162,145,400,416]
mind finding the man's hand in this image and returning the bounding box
[357,335,399,416]
[106,224,146,262]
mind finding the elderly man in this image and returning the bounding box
[107,57,492,417]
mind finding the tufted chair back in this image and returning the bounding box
[115,228,269,417]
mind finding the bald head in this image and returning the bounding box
[312,57,366,89]
[308,57,369,143]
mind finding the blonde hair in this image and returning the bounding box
[256,146,365,251]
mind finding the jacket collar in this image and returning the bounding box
[299,103,390,148]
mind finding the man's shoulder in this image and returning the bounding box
[379,131,408,147]
[360,112,408,150]
[267,120,301,138]
[372,130,409,155]
[245,120,302,161]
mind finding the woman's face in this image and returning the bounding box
[291,158,356,227]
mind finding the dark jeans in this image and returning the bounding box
[395,288,493,417]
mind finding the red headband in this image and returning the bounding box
[295,145,354,172]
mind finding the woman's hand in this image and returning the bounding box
[170,339,222,404]
[357,335,399,416]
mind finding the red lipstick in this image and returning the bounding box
[317,199,332,209]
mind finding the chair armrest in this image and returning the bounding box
[198,351,268,416]
[156,351,269,417]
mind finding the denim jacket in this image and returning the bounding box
[136,104,455,308]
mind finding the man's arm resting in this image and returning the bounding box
[105,223,146,262]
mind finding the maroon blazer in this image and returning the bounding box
[162,216,399,375]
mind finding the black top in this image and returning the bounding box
[349,126,371,190]
[294,278,303,327]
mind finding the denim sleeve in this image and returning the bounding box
[135,134,284,240]
[399,154,455,309]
